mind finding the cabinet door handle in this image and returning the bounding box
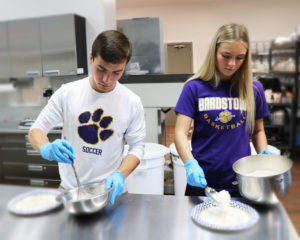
[30,179,46,186]
[26,149,40,156]
[174,44,185,49]
[1,147,25,151]
[77,68,84,74]
[28,164,44,172]
[26,71,40,77]
[25,134,29,141]
[44,70,60,76]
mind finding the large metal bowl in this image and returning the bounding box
[58,180,111,215]
[232,154,293,204]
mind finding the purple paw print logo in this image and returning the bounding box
[78,109,114,144]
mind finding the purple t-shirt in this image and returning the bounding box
[175,79,269,192]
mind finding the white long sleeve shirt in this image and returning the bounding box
[31,77,146,189]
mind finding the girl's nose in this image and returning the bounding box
[228,58,236,66]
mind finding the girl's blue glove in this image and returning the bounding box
[184,158,207,188]
[105,171,125,205]
[39,139,75,164]
[259,149,273,155]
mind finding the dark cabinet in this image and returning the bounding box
[2,162,59,179]
[0,132,61,187]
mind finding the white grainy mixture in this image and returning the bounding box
[14,193,57,211]
[199,206,251,227]
[245,169,280,177]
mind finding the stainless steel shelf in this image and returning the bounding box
[264,124,285,128]
[269,71,298,76]
[271,40,297,50]
[267,103,292,107]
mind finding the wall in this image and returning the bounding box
[103,0,117,30]
[117,0,300,72]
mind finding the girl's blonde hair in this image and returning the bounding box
[188,23,255,133]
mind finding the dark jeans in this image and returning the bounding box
[185,184,242,198]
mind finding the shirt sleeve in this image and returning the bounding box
[254,80,270,120]
[174,82,197,118]
[124,98,146,161]
[30,85,65,134]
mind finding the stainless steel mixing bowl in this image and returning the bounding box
[232,154,293,204]
[58,180,111,215]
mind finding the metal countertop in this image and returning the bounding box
[0,121,61,134]
[0,129,61,134]
[0,184,298,240]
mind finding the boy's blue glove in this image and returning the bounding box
[39,139,75,164]
[105,171,125,205]
[184,158,207,188]
[259,149,273,155]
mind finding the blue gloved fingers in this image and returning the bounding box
[259,149,273,155]
[107,177,117,205]
[53,151,73,164]
[40,139,76,164]
[109,187,118,205]
[185,158,207,188]
[106,171,125,205]
[54,140,76,160]
[188,172,207,188]
[198,167,205,178]
[51,143,73,164]
[188,172,197,186]
[187,172,195,186]
[110,180,124,205]
[199,177,207,188]
[192,173,207,188]
[61,140,75,155]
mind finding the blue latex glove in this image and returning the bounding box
[184,158,207,188]
[40,139,75,164]
[106,171,125,205]
[259,149,273,155]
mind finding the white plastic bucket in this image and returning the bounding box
[123,143,169,195]
[250,143,281,155]
[169,142,191,196]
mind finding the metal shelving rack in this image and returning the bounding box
[266,40,300,154]
[252,52,270,77]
